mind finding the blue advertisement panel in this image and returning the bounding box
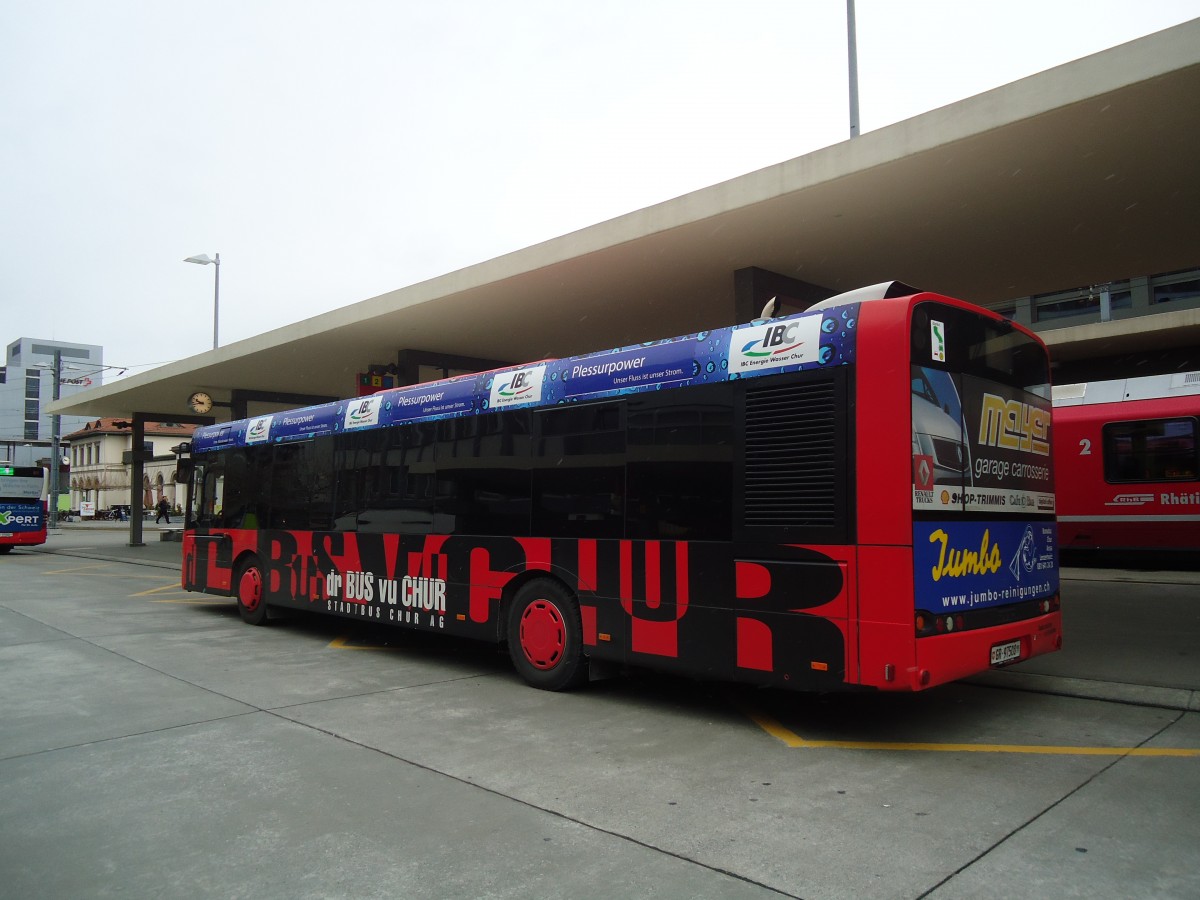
[271,404,341,442]
[0,502,44,534]
[190,302,861,451]
[556,342,699,400]
[382,376,478,423]
[913,519,1058,613]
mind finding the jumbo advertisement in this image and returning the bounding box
[913,519,1058,613]
[911,365,1058,611]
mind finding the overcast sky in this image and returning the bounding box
[2,1,1196,383]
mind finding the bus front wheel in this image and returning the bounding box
[234,558,268,626]
[506,579,587,691]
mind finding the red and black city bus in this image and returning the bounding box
[179,284,1061,692]
[0,464,48,553]
[1053,370,1200,558]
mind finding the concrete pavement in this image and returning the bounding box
[7,524,1200,899]
[30,521,1200,711]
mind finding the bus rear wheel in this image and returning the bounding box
[235,557,268,626]
[0,546,12,554]
[507,579,587,691]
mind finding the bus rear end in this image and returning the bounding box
[855,294,1061,690]
[0,465,48,553]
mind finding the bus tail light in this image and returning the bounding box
[933,614,964,634]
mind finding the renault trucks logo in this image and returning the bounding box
[344,397,383,429]
[489,365,545,408]
[245,415,273,444]
[729,316,822,373]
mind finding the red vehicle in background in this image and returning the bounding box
[0,464,48,553]
[1053,371,1200,559]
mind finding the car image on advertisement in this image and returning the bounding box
[912,367,971,486]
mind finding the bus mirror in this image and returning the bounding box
[176,459,195,484]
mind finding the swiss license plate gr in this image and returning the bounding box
[990,639,1022,666]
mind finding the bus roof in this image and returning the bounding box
[192,297,880,453]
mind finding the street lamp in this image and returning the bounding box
[184,252,221,349]
[34,351,64,528]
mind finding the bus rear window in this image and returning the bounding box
[1103,417,1198,483]
[911,302,1050,398]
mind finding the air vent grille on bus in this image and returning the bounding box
[743,379,838,528]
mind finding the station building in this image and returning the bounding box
[53,20,1200,472]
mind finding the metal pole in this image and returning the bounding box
[847,0,860,138]
[213,252,221,350]
[49,349,62,529]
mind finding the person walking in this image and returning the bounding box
[156,497,171,525]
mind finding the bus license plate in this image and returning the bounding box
[990,640,1022,666]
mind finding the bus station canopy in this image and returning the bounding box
[53,20,1200,423]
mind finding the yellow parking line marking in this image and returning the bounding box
[148,598,229,605]
[131,584,182,597]
[43,563,170,580]
[43,563,119,575]
[743,708,1200,757]
[129,582,226,604]
[328,634,397,652]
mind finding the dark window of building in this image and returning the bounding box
[1152,276,1200,306]
[25,374,40,398]
[25,399,40,419]
[1103,418,1198,483]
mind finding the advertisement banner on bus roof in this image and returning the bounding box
[728,315,825,374]
[245,415,273,444]
[488,364,546,410]
[383,376,478,425]
[559,341,698,400]
[343,395,384,430]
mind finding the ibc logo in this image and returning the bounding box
[490,364,545,408]
[730,315,821,372]
[503,372,533,397]
[743,322,803,358]
[342,397,382,429]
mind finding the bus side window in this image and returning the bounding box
[627,386,734,541]
[534,403,624,539]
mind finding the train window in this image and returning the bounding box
[1103,418,1198,483]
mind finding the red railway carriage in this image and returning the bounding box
[1053,371,1200,555]
[178,284,1062,693]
